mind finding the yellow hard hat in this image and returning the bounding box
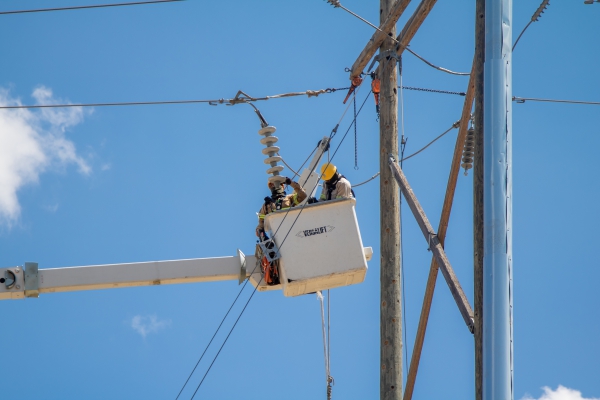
[320,163,337,181]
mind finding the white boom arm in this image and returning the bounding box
[297,136,330,202]
[0,250,268,301]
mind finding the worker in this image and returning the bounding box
[319,163,354,201]
[255,177,307,286]
[255,177,307,238]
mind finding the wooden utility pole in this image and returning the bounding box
[379,0,402,398]
[474,0,485,399]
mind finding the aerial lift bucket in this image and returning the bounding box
[264,198,371,297]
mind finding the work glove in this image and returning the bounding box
[264,196,273,205]
[307,197,318,204]
[285,177,292,185]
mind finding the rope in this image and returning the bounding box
[513,96,600,106]
[398,64,409,375]
[399,140,409,378]
[317,291,334,400]
[0,0,182,15]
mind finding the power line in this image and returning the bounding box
[174,263,258,400]
[325,0,470,78]
[513,96,600,106]
[401,121,460,162]
[189,279,262,400]
[0,88,349,110]
[277,90,372,251]
[352,172,380,188]
[404,47,470,76]
[513,0,550,50]
[183,90,370,397]
[0,0,183,15]
[325,0,382,33]
[0,84,466,111]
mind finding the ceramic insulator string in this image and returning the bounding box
[259,126,286,185]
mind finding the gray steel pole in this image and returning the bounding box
[483,0,513,399]
[474,0,485,399]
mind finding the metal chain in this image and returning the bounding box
[399,85,466,96]
[353,95,358,170]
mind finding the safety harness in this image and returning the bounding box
[324,174,355,200]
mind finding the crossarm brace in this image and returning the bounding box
[388,157,474,332]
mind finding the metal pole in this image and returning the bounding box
[483,0,513,399]
[474,0,485,399]
[379,0,402,397]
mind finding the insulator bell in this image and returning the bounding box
[259,126,285,185]
[462,126,475,176]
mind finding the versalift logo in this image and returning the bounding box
[296,225,335,238]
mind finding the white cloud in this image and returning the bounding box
[43,204,59,213]
[130,315,171,338]
[0,86,90,225]
[522,386,600,400]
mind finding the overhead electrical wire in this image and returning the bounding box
[183,88,368,398]
[404,47,470,76]
[271,91,371,274]
[0,88,348,110]
[513,96,600,106]
[0,85,467,111]
[401,121,460,162]
[324,0,470,77]
[174,261,260,400]
[513,0,550,50]
[352,172,380,188]
[189,278,263,400]
[0,0,183,15]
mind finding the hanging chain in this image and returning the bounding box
[353,95,359,170]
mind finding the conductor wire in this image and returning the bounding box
[174,261,261,400]
[0,0,183,15]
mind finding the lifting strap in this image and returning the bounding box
[316,291,334,399]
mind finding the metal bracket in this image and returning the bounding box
[259,236,281,263]
[237,249,247,285]
[367,50,402,73]
[24,262,39,298]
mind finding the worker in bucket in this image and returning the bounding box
[255,177,307,238]
[319,163,354,201]
[255,177,307,287]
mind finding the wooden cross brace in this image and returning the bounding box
[388,157,475,333]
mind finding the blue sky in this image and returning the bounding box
[1,1,599,399]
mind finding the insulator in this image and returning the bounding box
[259,125,286,185]
[462,126,475,176]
